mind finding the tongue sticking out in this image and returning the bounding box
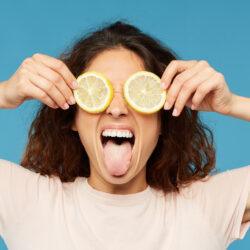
[103,140,132,176]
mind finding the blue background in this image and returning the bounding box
[0,0,249,249]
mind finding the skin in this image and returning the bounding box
[72,48,161,194]
[1,48,249,220]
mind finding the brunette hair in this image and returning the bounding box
[21,21,217,194]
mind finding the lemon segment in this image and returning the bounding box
[123,71,167,114]
[73,71,113,113]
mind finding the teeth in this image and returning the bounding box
[102,129,133,138]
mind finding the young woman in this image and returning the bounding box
[0,21,249,250]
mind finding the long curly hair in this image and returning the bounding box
[20,21,217,194]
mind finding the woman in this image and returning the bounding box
[0,21,249,250]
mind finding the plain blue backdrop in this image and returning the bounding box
[0,0,249,249]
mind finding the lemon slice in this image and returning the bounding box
[124,71,167,114]
[73,71,113,113]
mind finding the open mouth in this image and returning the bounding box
[100,128,135,148]
[99,128,136,177]
[101,134,135,147]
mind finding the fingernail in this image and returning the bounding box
[164,102,171,110]
[72,81,78,89]
[191,104,196,110]
[161,82,165,90]
[63,103,69,110]
[69,96,75,105]
[172,108,178,116]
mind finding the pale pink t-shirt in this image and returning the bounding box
[0,159,249,250]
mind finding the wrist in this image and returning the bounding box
[227,93,250,122]
[0,81,8,109]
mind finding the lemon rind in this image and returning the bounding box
[123,71,167,114]
[73,71,113,113]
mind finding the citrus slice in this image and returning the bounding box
[73,71,113,113]
[123,71,167,114]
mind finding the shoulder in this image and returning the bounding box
[0,158,62,188]
[0,158,40,179]
[192,165,250,190]
[175,165,250,203]
[0,158,17,166]
[0,158,25,173]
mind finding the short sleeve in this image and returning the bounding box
[0,159,59,238]
[189,166,250,248]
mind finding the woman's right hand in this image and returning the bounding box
[1,53,77,109]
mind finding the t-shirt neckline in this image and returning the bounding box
[79,177,153,206]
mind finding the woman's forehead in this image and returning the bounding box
[85,48,145,86]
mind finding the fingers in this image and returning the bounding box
[161,60,197,89]
[191,76,221,111]
[23,54,78,109]
[31,60,76,106]
[28,71,71,110]
[21,80,59,109]
[168,67,216,115]
[161,60,216,116]
[4,54,78,110]
[32,53,77,89]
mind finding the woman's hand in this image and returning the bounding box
[161,60,233,117]
[1,53,77,109]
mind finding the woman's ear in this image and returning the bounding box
[72,125,77,131]
[71,106,78,131]
[71,120,78,131]
[158,111,162,136]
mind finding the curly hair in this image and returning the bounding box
[20,21,217,194]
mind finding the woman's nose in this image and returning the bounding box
[105,91,128,118]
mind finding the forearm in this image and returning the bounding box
[228,94,250,122]
[0,81,7,109]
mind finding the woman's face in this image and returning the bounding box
[72,48,161,194]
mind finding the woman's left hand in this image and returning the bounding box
[161,60,233,117]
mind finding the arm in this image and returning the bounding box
[0,81,8,109]
[0,54,77,110]
[230,95,250,222]
[242,192,250,223]
[161,60,250,122]
[160,60,250,224]
[228,94,250,122]
[230,93,250,222]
